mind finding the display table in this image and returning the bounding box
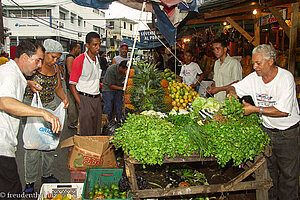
[124,149,272,200]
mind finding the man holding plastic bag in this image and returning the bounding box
[0,40,61,198]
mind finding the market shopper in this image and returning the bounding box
[179,51,204,90]
[99,51,108,79]
[0,40,61,197]
[65,42,81,129]
[23,39,69,193]
[112,43,129,65]
[207,39,242,101]
[154,48,165,71]
[102,60,128,122]
[69,32,102,136]
[226,44,300,200]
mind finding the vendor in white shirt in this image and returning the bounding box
[179,51,204,90]
[227,44,300,200]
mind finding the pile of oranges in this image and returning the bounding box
[168,81,200,111]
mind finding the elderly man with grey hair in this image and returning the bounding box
[227,44,300,200]
[23,39,69,194]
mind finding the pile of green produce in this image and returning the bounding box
[86,183,127,199]
[112,97,270,167]
[163,68,178,82]
[186,97,270,167]
[112,114,197,166]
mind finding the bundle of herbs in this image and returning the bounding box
[185,97,270,167]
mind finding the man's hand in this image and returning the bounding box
[226,86,238,99]
[206,86,219,94]
[242,100,258,116]
[62,97,69,109]
[27,80,42,93]
[42,110,61,134]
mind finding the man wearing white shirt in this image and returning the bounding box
[179,51,204,89]
[227,44,300,200]
[207,39,242,101]
[0,40,61,197]
[69,32,102,136]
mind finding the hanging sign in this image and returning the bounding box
[260,9,287,27]
[139,30,163,42]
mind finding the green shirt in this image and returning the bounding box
[102,64,125,92]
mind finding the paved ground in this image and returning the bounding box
[16,122,77,195]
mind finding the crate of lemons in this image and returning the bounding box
[86,183,127,199]
[168,81,200,111]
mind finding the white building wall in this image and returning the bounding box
[2,0,107,49]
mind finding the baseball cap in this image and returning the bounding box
[120,43,128,48]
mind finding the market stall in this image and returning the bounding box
[177,0,299,76]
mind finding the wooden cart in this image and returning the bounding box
[125,150,272,200]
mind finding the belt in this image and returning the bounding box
[78,91,100,98]
[266,123,299,132]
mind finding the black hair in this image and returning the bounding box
[85,32,100,44]
[212,39,228,48]
[185,50,193,56]
[119,60,128,69]
[70,42,78,51]
[15,39,45,59]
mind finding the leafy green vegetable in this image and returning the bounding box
[112,114,197,166]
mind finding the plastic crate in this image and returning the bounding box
[38,183,83,200]
[82,168,131,200]
[70,170,87,183]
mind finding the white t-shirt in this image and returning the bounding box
[180,62,203,86]
[0,60,27,157]
[232,67,300,130]
[69,52,101,95]
[213,54,242,101]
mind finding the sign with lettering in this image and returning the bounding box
[260,9,287,26]
[139,30,163,42]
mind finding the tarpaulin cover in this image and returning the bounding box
[152,2,176,46]
[121,38,165,49]
[178,0,198,12]
[71,0,115,9]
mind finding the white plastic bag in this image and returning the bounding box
[23,92,65,150]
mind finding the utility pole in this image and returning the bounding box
[0,0,5,45]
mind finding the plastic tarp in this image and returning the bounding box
[152,2,176,46]
[71,0,115,9]
[121,38,165,49]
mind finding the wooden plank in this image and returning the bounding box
[124,155,139,191]
[204,4,258,19]
[268,7,290,37]
[224,156,266,190]
[225,17,258,46]
[253,15,261,47]
[262,0,299,8]
[255,156,270,200]
[186,15,254,25]
[126,154,216,165]
[288,2,299,75]
[133,180,272,198]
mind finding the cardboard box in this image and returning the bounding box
[61,136,118,171]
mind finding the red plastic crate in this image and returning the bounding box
[70,171,86,183]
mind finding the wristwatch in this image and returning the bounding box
[259,107,263,117]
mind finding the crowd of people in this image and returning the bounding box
[0,31,299,200]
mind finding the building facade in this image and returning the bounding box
[2,0,107,55]
[106,18,138,54]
